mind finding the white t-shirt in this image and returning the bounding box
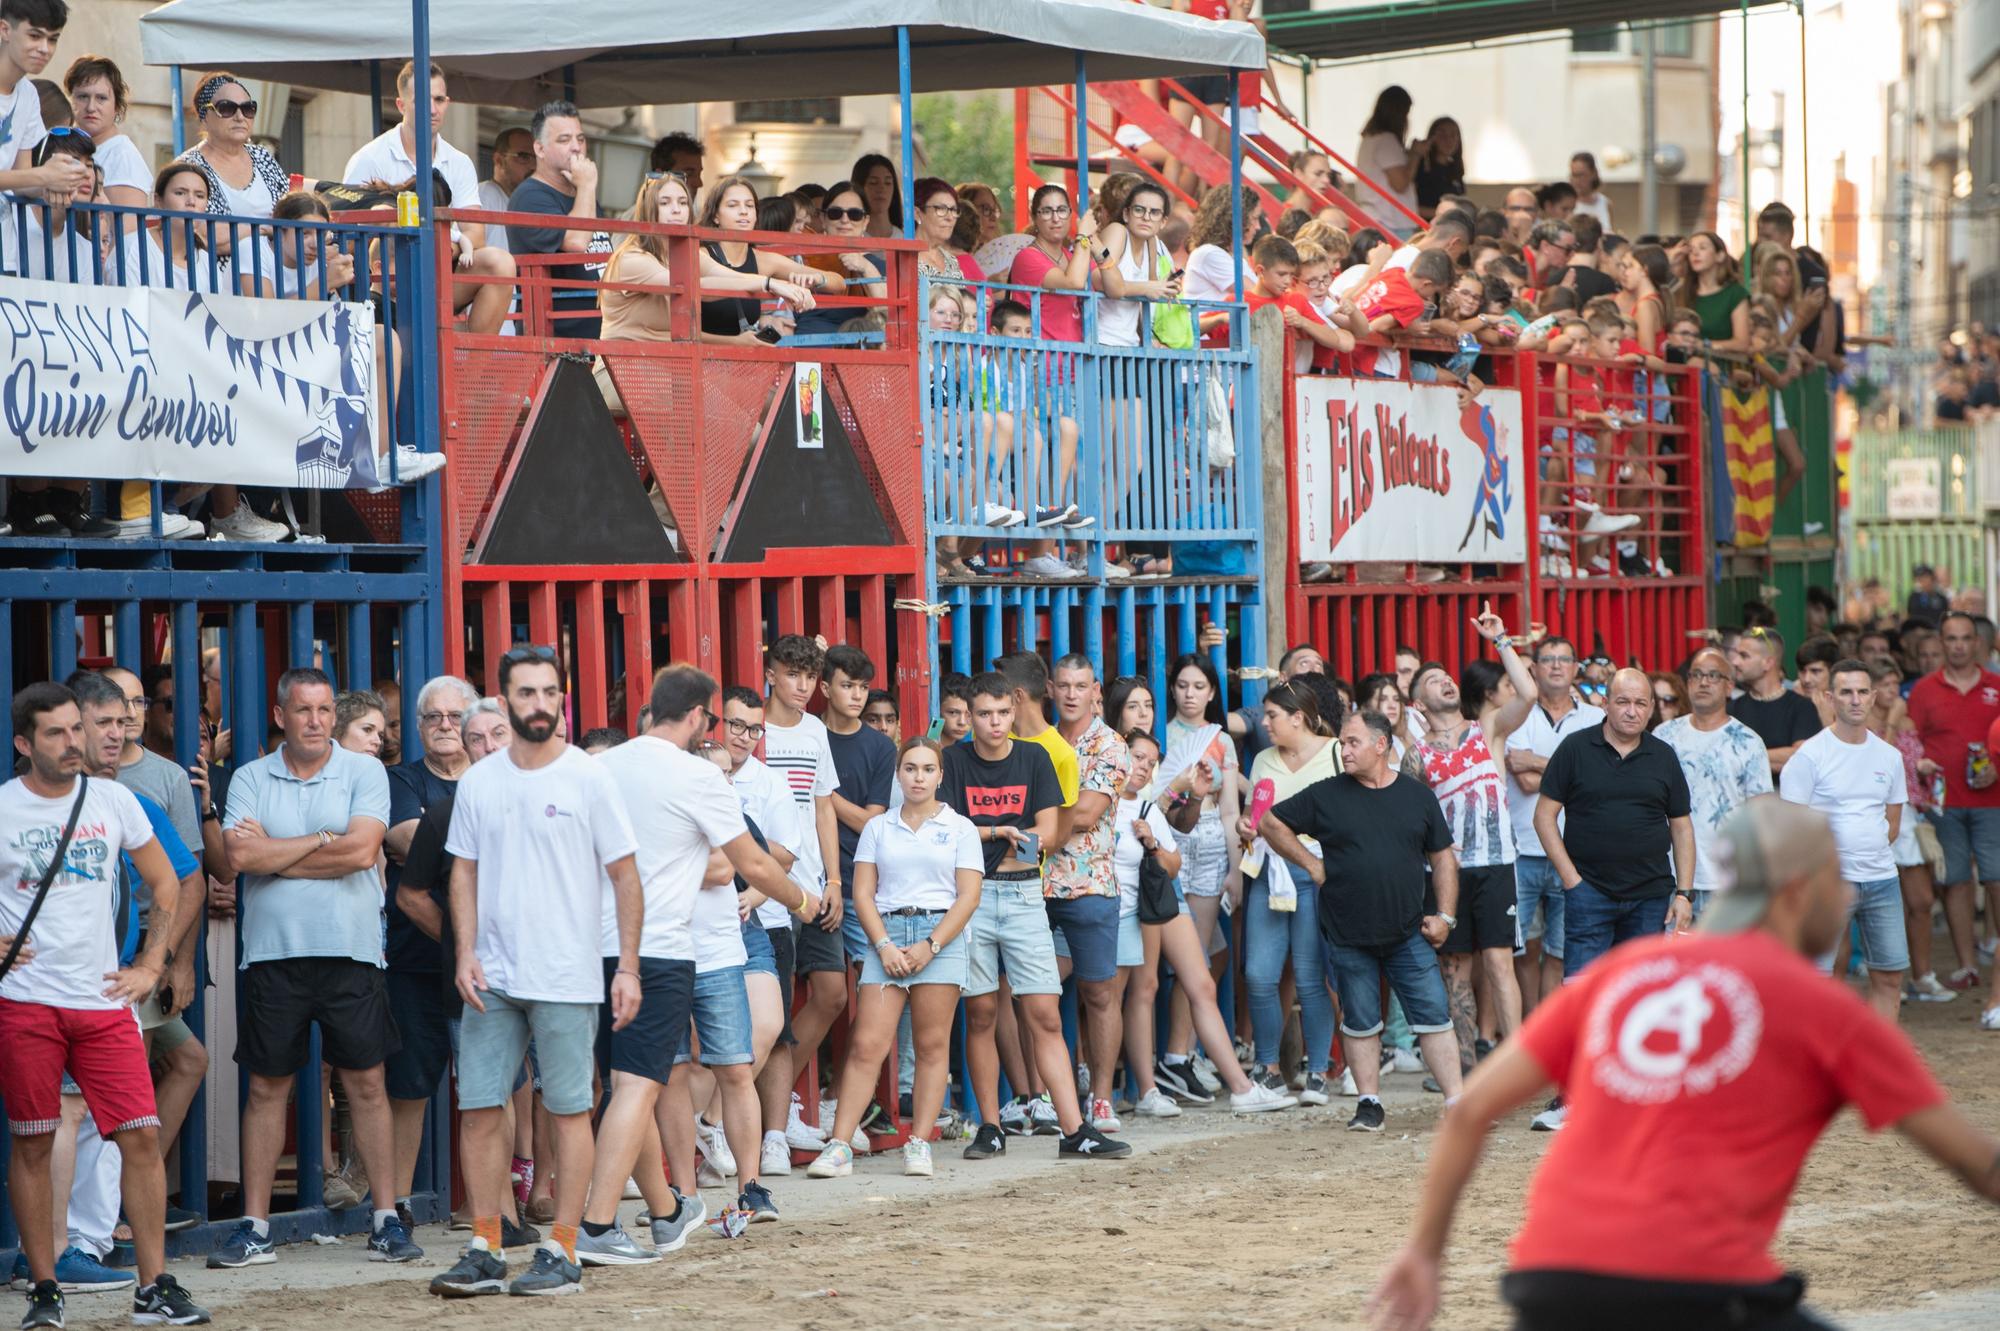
[1384,243,1420,273]
[690,878,749,973]
[1779,728,1906,884]
[93,135,151,197]
[0,76,47,182]
[1572,193,1613,231]
[113,230,229,293]
[854,804,982,913]
[477,179,512,252]
[1113,796,1180,918]
[445,745,638,1003]
[731,755,804,928]
[344,129,482,247]
[1505,700,1605,857]
[1357,131,1417,231]
[1183,243,1237,303]
[18,213,102,284]
[0,777,154,1010]
[762,712,839,889]
[592,737,746,962]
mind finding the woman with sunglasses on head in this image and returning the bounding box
[1647,671,1689,731]
[694,175,830,347]
[794,185,884,340]
[176,71,288,297]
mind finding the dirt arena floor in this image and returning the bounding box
[53,990,2000,1331]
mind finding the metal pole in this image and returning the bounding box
[409,1,438,482]
[170,67,184,154]
[1797,0,1809,241]
[897,26,916,240]
[1073,51,1090,222]
[1641,23,1658,237]
[1228,71,1244,345]
[1741,0,1752,247]
[369,61,384,138]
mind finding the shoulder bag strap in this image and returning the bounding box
[0,775,89,983]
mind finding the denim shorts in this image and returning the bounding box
[674,965,753,1067]
[1054,899,1144,969]
[840,906,872,965]
[858,909,969,989]
[1326,931,1451,1038]
[964,871,1062,998]
[1045,892,1121,982]
[1175,806,1230,897]
[741,917,779,978]
[1928,806,2000,885]
[459,988,598,1114]
[1816,877,1909,976]
[1514,856,1566,960]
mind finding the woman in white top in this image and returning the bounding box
[1237,678,1341,1102]
[1117,729,1297,1118]
[176,72,288,296]
[808,737,981,1181]
[64,56,149,213]
[1568,152,1613,231]
[1094,180,1180,349]
[1355,85,1419,238]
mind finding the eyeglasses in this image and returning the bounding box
[122,696,149,713]
[822,206,867,222]
[206,98,258,120]
[1034,205,1071,218]
[721,717,766,741]
[925,203,960,216]
[1127,206,1165,220]
[420,710,467,728]
[1687,669,1729,683]
[1653,694,1678,707]
[1535,655,1576,666]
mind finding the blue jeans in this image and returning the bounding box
[1515,856,1566,960]
[1815,877,1910,975]
[1562,881,1670,980]
[1245,862,1333,1073]
[1326,931,1451,1037]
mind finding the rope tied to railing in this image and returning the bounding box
[894,598,952,618]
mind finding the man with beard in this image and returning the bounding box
[431,647,644,1299]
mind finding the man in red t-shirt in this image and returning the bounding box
[1351,249,1453,379]
[1369,796,2000,1331]
[1908,610,2000,997]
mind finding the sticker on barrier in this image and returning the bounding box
[1293,377,1526,565]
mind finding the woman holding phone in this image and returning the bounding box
[807,737,982,1180]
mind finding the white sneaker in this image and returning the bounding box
[1076,1063,1091,1097]
[1019,553,1074,579]
[1539,552,1575,578]
[1090,1097,1120,1133]
[622,1176,643,1200]
[1908,972,1958,1003]
[805,1140,852,1179]
[1189,1057,1222,1095]
[785,1096,828,1152]
[1981,1005,2000,1032]
[901,1138,933,1178]
[981,502,1025,528]
[1388,1047,1426,1074]
[112,513,206,541]
[696,1117,736,1177]
[385,445,448,485]
[1582,510,1640,535]
[1133,1087,1181,1118]
[1531,1098,1567,1131]
[761,1132,792,1176]
[209,500,290,543]
[1029,1095,1060,1134]
[1338,1066,1359,1097]
[849,1125,870,1154]
[1981,936,1999,963]
[1230,1082,1297,1113]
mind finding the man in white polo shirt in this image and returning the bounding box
[343,60,515,335]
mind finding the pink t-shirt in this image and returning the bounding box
[1008,243,1083,342]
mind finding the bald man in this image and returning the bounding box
[1652,648,1773,926]
[1503,186,1538,244]
[1372,797,2000,1331]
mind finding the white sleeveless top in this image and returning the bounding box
[1099,235,1164,349]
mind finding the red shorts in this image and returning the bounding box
[0,999,159,1137]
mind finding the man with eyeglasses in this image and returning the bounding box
[1525,221,1577,291]
[1654,648,1773,928]
[380,674,481,1228]
[1502,187,1538,245]
[1726,626,1822,778]
[1501,637,1603,1023]
[477,126,534,253]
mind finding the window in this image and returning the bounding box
[280,96,306,171]
[733,99,840,125]
[1571,25,1621,54]
[1655,19,1696,60]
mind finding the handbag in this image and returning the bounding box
[1150,253,1196,350]
[1136,802,1181,925]
[1203,371,1236,470]
[0,776,89,984]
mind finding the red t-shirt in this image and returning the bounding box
[1909,670,2000,808]
[1249,290,1337,373]
[1007,244,1083,343]
[1350,268,1426,378]
[1511,931,1943,1285]
[1565,365,1605,422]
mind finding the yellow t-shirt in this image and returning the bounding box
[1248,737,1342,857]
[1013,727,1080,806]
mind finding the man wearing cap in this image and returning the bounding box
[1371,797,2000,1331]
[1906,564,1949,629]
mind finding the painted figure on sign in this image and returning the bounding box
[798,367,822,446]
[1457,399,1508,552]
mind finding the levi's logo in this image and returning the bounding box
[963,784,1028,817]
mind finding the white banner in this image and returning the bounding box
[1294,378,1526,564]
[0,276,382,488]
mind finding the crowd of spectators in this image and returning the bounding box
[1933,326,2000,425]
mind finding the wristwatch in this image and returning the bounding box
[1436,912,1458,929]
[925,935,942,957]
[1673,889,1694,903]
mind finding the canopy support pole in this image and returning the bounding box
[1073,51,1090,221]
[898,26,915,240]
[563,64,576,104]
[170,67,184,154]
[1228,72,1244,346]
[1797,0,1809,240]
[1741,0,1751,246]
[370,61,384,137]
[407,0,438,493]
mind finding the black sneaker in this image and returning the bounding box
[963,1122,1006,1160]
[1153,1058,1212,1106]
[1348,1099,1386,1133]
[162,1206,202,1234]
[858,1100,889,1133]
[429,1246,508,1298]
[19,1281,61,1330]
[394,1200,415,1233]
[40,489,89,534]
[896,1091,914,1119]
[131,1275,209,1326]
[1058,1123,1132,1159]
[1474,1038,1496,1063]
[739,1180,779,1224]
[501,1214,542,1250]
[5,491,58,537]
[1256,1069,1289,1095]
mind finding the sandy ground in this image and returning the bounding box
[44,990,2000,1331]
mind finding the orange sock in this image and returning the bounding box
[472,1215,503,1255]
[551,1222,578,1263]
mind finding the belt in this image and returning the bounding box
[885,906,947,917]
[987,868,1042,884]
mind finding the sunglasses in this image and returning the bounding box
[206,98,258,120]
[822,206,867,222]
[32,126,92,168]
[499,643,560,673]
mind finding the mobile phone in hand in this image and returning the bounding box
[1016,831,1041,860]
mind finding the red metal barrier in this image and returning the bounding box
[431,210,932,727]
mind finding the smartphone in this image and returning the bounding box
[753,326,783,345]
[1016,831,1041,861]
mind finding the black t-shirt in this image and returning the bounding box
[1268,772,1451,951]
[397,794,460,1014]
[386,759,456,974]
[1539,726,1693,900]
[827,722,896,886]
[508,176,612,339]
[1792,248,1839,355]
[1413,160,1463,213]
[1567,264,1620,302]
[1906,589,1951,627]
[939,740,1061,876]
[1727,690,1824,754]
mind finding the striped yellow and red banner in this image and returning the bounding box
[1722,385,1774,546]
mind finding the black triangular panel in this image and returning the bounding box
[478,357,682,565]
[721,373,892,562]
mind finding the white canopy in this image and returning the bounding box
[139,0,1266,108]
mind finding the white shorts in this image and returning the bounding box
[1892,813,1925,869]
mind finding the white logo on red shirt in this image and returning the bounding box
[1585,958,1762,1103]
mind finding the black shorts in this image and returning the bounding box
[596,957,695,1085]
[236,957,399,1078]
[1502,1270,1832,1331]
[794,912,847,975]
[767,925,796,1046]
[1432,863,1521,954]
[1168,73,1234,106]
[382,969,451,1101]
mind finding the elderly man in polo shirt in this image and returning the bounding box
[342,60,515,334]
